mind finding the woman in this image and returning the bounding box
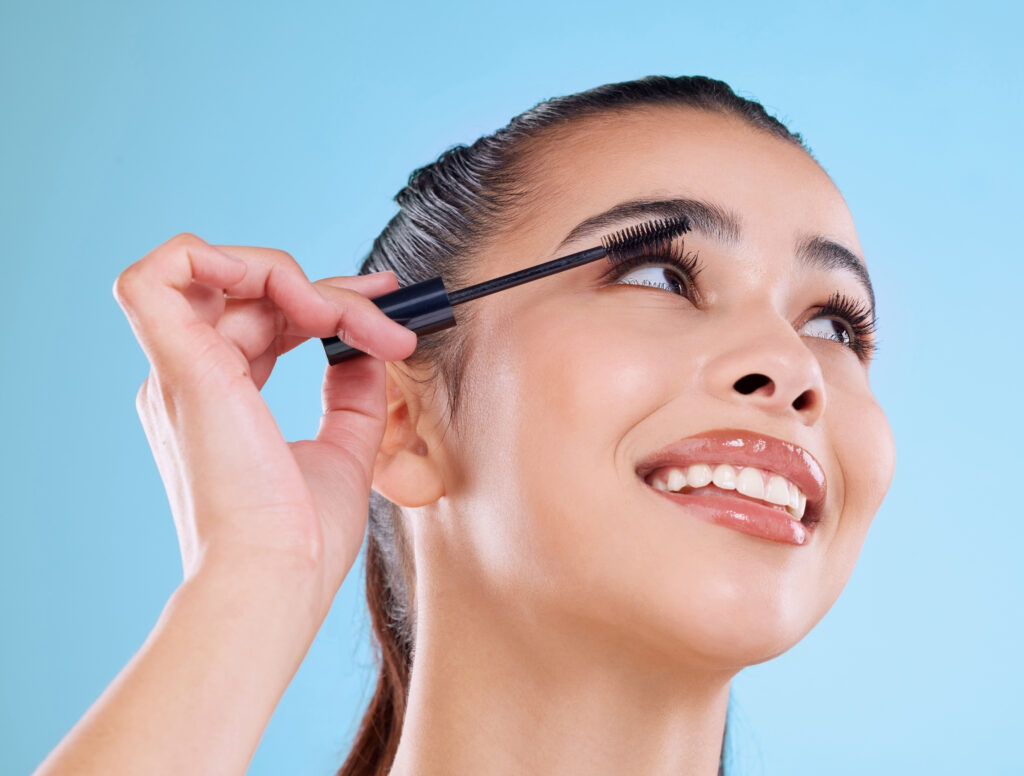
[34,75,896,775]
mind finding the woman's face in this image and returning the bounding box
[415,107,896,670]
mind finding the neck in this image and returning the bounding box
[387,581,733,776]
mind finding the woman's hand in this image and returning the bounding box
[113,232,416,612]
[31,234,417,776]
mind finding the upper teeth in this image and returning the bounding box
[647,463,807,521]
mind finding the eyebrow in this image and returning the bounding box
[555,197,875,315]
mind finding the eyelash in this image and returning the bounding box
[602,239,706,298]
[813,291,878,361]
[601,244,879,362]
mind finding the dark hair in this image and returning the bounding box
[336,75,809,776]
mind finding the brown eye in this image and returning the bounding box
[803,291,879,361]
[613,264,688,296]
[802,315,853,347]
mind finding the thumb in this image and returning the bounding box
[315,355,389,482]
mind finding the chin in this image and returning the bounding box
[679,604,818,670]
[615,572,831,672]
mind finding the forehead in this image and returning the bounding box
[508,107,862,260]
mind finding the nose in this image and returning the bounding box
[701,306,827,426]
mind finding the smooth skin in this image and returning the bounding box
[375,109,895,776]
[34,107,895,776]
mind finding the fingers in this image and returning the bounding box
[211,244,340,332]
[113,234,335,384]
[113,234,245,373]
[113,234,417,390]
[315,280,419,361]
[315,272,403,297]
[212,273,418,384]
[315,351,390,466]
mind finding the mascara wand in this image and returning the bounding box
[321,216,691,364]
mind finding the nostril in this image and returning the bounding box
[734,373,772,395]
[792,390,814,412]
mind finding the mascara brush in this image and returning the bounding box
[321,216,691,364]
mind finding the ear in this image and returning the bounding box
[372,363,446,507]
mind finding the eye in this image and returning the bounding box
[801,291,878,361]
[603,246,705,300]
[614,264,688,296]
[802,316,854,347]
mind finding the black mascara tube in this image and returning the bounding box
[321,276,456,365]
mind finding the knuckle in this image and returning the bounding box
[265,249,314,288]
[114,233,207,306]
[264,247,298,267]
[168,232,204,250]
[112,264,143,305]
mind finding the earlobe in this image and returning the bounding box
[372,365,446,508]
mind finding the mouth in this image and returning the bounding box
[641,465,816,546]
[635,428,827,547]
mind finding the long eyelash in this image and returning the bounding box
[816,291,880,360]
[600,239,706,301]
[602,249,880,362]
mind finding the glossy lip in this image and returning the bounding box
[635,427,828,543]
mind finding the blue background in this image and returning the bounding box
[2,1,1021,774]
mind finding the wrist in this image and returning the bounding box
[176,547,329,646]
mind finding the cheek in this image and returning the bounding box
[816,386,897,604]
[459,302,677,587]
[837,387,895,533]
[516,307,668,519]
[539,312,666,430]
[845,395,896,524]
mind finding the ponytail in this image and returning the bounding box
[335,533,412,776]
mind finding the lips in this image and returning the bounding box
[635,427,828,544]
